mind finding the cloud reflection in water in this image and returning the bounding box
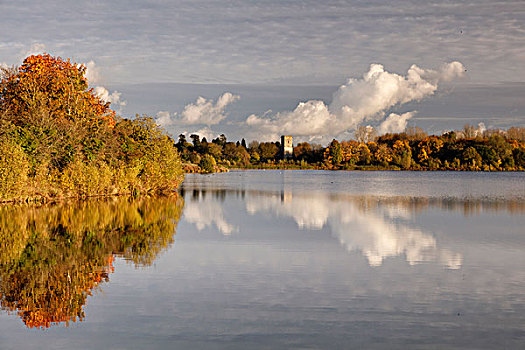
[245,192,462,269]
[182,185,464,269]
[183,190,238,235]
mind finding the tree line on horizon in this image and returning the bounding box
[177,124,525,172]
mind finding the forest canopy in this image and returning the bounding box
[0,54,183,202]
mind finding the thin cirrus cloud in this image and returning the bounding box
[0,1,523,85]
[1,1,523,141]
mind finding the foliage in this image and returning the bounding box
[0,138,30,200]
[180,125,525,172]
[0,54,183,201]
[199,154,217,173]
[1,54,113,127]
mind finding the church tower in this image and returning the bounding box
[281,135,293,160]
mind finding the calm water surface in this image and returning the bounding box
[0,170,524,349]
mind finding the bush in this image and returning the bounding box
[0,138,29,201]
[199,154,217,174]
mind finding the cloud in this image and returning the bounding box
[179,92,239,125]
[95,86,127,112]
[19,43,46,59]
[186,127,217,141]
[154,92,239,132]
[174,127,217,141]
[72,59,127,114]
[243,62,465,141]
[475,122,486,136]
[377,112,415,135]
[156,111,175,127]
[84,60,101,85]
[0,1,522,86]
[245,100,336,141]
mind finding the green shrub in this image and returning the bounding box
[199,154,217,173]
[0,138,29,201]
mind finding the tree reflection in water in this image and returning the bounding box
[0,195,183,328]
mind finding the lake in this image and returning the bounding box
[0,170,524,349]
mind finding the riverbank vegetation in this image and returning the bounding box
[177,125,525,172]
[0,54,183,202]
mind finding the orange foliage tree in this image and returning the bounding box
[0,54,114,127]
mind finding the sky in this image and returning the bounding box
[1,0,524,143]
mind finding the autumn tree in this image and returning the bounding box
[326,139,343,165]
[506,127,525,142]
[1,55,116,171]
[294,142,312,160]
[406,126,427,141]
[462,146,482,169]
[258,142,279,161]
[0,54,114,127]
[0,54,183,199]
[462,123,477,139]
[199,154,217,173]
[392,140,412,169]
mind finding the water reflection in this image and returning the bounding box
[248,191,464,268]
[183,190,237,235]
[183,186,525,270]
[0,196,183,328]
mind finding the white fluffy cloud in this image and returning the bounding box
[84,60,101,85]
[244,62,465,141]
[377,112,415,135]
[155,92,239,131]
[176,127,217,141]
[475,122,486,136]
[156,111,174,127]
[187,127,217,141]
[79,60,127,114]
[180,92,239,125]
[95,86,127,112]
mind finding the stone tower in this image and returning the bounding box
[281,135,293,159]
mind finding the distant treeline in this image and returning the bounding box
[0,54,183,202]
[177,125,525,172]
